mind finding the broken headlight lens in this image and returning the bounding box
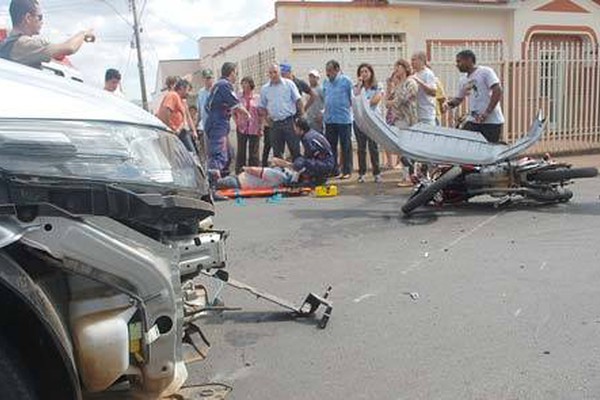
[0,119,205,192]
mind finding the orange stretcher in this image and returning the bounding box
[216,186,313,199]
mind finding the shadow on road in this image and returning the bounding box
[290,196,599,227]
[203,311,319,327]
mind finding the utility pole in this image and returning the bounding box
[130,0,148,110]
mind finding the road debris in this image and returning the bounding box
[403,292,420,301]
[168,383,233,400]
[514,308,522,317]
[353,293,376,303]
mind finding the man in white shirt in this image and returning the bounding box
[444,49,505,143]
[410,51,437,126]
[103,68,124,97]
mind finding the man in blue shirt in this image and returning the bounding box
[195,69,214,170]
[259,63,304,161]
[323,59,353,179]
[205,62,250,177]
[196,68,214,133]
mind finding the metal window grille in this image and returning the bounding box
[429,39,600,154]
[291,33,407,93]
[239,47,276,88]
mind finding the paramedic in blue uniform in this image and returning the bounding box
[204,62,250,177]
[272,117,335,185]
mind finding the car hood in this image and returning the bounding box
[0,59,163,128]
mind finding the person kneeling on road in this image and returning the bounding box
[271,117,335,185]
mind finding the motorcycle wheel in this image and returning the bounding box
[402,166,462,215]
[529,167,598,183]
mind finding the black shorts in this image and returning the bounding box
[463,122,503,143]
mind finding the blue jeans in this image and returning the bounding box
[178,129,197,154]
[325,123,353,175]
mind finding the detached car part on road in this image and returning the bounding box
[353,92,598,214]
[0,59,227,399]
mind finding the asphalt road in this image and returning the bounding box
[189,161,600,400]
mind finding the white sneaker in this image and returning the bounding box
[357,175,366,183]
[374,174,383,183]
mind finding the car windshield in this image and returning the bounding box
[0,119,206,193]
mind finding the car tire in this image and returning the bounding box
[0,335,38,400]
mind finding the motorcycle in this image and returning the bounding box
[352,93,598,215]
[401,158,597,214]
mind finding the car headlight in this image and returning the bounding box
[0,119,206,193]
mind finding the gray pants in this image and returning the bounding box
[271,117,300,160]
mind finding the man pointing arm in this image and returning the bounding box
[0,0,94,69]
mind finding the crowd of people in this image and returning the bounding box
[152,49,504,194]
[0,0,505,195]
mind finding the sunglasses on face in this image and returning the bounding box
[30,13,43,21]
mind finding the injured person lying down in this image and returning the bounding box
[216,117,335,190]
[216,166,299,189]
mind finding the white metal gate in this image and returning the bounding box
[429,40,600,154]
[290,33,407,85]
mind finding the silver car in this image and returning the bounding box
[0,59,226,399]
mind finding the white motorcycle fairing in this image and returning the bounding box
[352,93,545,166]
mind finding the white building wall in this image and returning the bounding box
[274,4,419,79]
[512,0,600,56]
[198,37,240,59]
[208,22,279,81]
[418,8,512,51]
[207,4,421,86]
[276,4,421,55]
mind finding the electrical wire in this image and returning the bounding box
[94,0,133,27]
[139,0,148,21]
[145,9,198,42]
[122,43,134,80]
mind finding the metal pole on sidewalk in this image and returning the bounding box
[130,0,148,111]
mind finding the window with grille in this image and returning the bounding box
[427,40,504,65]
[239,48,276,88]
[292,33,405,48]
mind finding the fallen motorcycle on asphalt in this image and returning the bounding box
[353,94,598,215]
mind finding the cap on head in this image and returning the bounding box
[201,68,214,79]
[308,69,320,78]
[280,63,292,74]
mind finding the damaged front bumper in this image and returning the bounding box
[6,214,228,398]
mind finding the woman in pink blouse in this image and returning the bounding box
[234,76,262,174]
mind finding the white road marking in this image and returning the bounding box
[443,212,505,251]
[401,212,504,275]
[353,293,376,303]
[514,308,522,317]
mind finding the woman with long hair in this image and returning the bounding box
[353,63,383,183]
[234,76,261,174]
[386,59,419,186]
